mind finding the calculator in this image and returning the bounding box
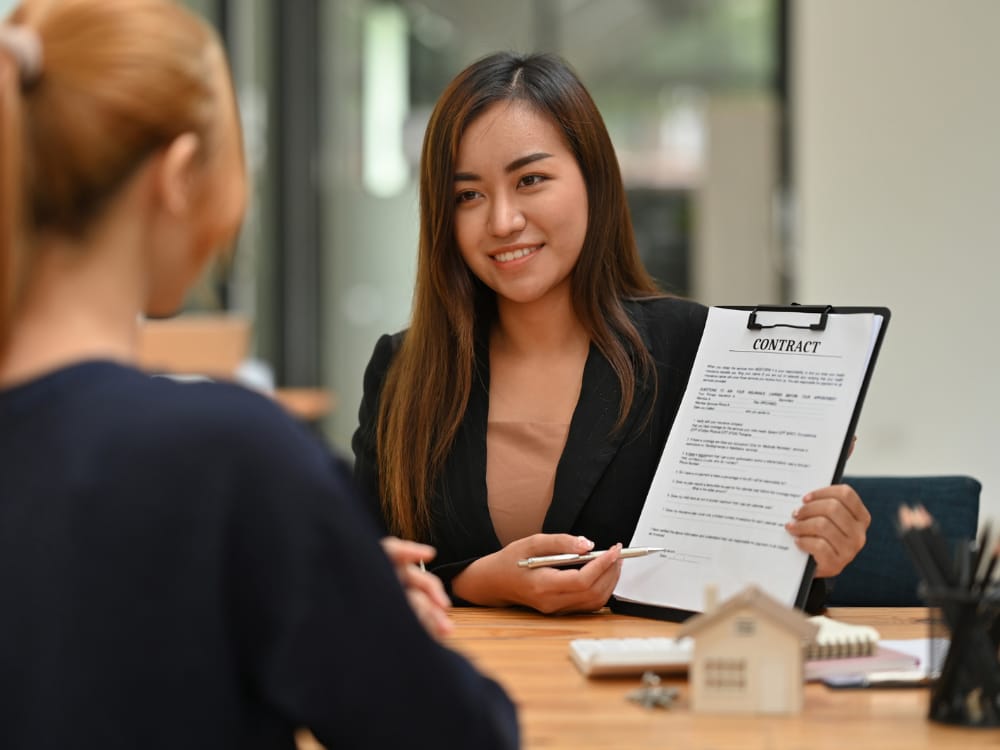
[568,637,694,677]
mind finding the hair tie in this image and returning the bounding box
[0,24,43,89]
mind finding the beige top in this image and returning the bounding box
[486,420,571,546]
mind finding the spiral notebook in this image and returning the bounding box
[804,616,918,681]
[807,615,879,659]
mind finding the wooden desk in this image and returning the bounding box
[296,607,996,749]
[439,607,995,750]
[136,314,336,423]
[273,387,336,422]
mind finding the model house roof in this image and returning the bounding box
[676,585,820,641]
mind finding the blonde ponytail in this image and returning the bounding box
[0,25,30,355]
[0,0,223,357]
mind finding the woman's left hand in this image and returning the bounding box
[785,484,871,578]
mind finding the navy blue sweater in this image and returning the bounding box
[0,361,517,750]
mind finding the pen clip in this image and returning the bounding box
[517,553,584,569]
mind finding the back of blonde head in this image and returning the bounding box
[0,0,223,352]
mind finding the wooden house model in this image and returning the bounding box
[676,585,819,714]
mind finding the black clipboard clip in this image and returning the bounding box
[747,304,832,332]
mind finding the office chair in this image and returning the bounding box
[826,475,981,607]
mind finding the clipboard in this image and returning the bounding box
[610,304,891,623]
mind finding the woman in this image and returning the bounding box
[0,2,517,748]
[353,51,870,615]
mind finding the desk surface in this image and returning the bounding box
[298,607,997,750]
[449,607,992,750]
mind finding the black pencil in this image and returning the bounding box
[897,505,952,607]
[913,505,959,589]
[971,520,992,587]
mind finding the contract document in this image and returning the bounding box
[613,305,888,618]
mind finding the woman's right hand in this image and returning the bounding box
[381,536,454,640]
[451,534,623,615]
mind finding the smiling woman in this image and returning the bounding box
[352,51,870,618]
[453,100,589,310]
[355,51,660,544]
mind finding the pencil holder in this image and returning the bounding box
[923,586,1000,727]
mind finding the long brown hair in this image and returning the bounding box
[0,0,223,354]
[377,51,662,540]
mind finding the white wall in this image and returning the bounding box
[793,0,1000,521]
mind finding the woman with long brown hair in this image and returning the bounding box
[0,2,516,747]
[354,51,870,615]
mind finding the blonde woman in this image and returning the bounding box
[0,2,517,748]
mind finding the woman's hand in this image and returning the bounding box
[785,484,871,578]
[451,534,623,615]
[381,536,454,639]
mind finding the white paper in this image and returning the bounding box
[615,307,883,613]
[880,638,950,677]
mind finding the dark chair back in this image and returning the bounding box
[828,475,981,607]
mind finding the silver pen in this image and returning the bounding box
[516,547,666,569]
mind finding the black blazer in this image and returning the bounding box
[353,297,827,611]
[352,297,709,583]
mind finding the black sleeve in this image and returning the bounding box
[230,415,518,749]
[351,333,399,535]
[804,578,829,614]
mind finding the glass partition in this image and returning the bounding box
[320,0,782,449]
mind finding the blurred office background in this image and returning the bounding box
[4,0,998,522]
